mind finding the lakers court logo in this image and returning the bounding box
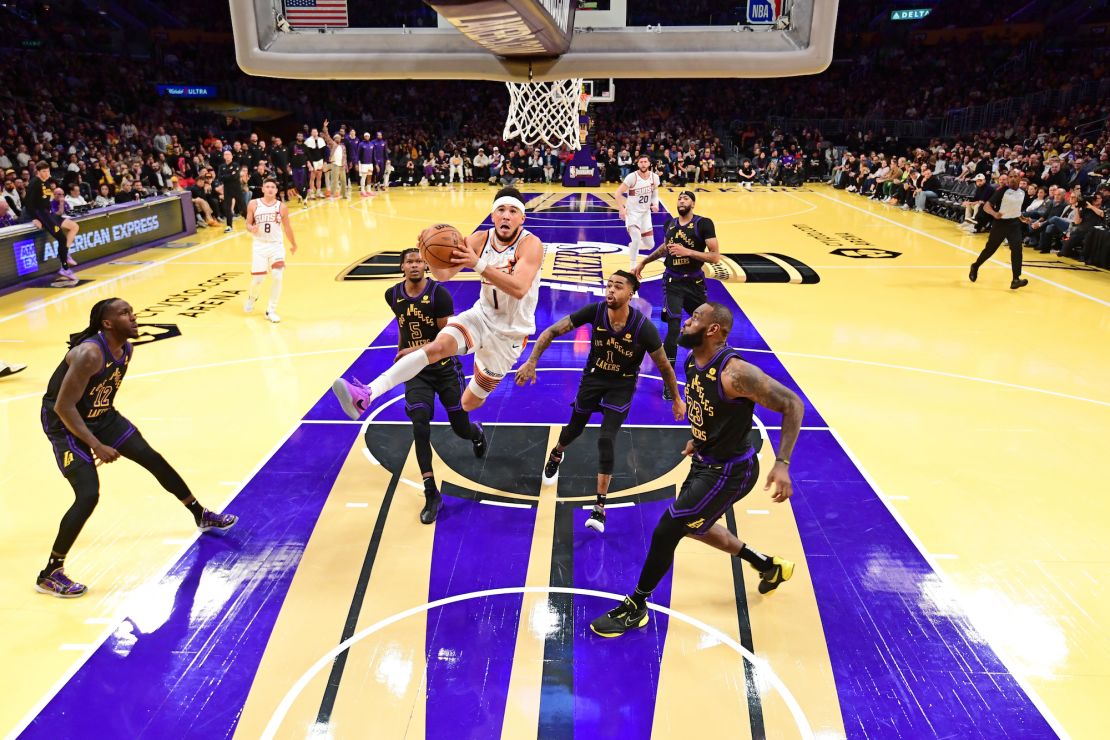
[340,193,819,287]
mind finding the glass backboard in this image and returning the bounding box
[231,0,837,82]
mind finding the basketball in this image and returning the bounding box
[418,224,463,270]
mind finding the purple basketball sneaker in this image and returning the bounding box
[331,377,372,420]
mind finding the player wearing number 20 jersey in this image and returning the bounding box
[616,155,661,268]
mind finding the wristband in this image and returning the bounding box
[775,457,790,465]
[474,257,488,275]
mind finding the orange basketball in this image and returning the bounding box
[418,224,463,270]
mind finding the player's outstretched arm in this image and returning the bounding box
[648,347,686,420]
[722,357,804,503]
[515,315,574,385]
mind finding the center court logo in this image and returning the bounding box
[340,194,818,286]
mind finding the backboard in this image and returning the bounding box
[230,0,838,82]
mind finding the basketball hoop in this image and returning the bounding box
[503,78,584,150]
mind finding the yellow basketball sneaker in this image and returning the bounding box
[757,556,795,594]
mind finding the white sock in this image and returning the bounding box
[369,348,429,398]
[268,268,283,312]
[249,274,264,302]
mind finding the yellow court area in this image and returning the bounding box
[1,184,1107,739]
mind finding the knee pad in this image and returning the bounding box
[406,403,432,430]
[597,436,615,475]
[74,490,100,518]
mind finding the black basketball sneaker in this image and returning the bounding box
[585,506,606,533]
[590,597,649,638]
[543,448,563,482]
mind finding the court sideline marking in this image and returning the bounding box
[830,428,1071,740]
[3,420,307,740]
[0,201,328,327]
[260,586,815,740]
[809,190,1110,308]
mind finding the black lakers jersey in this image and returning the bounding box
[568,302,662,379]
[388,279,455,367]
[42,333,133,428]
[26,175,52,216]
[663,215,716,279]
[684,346,755,461]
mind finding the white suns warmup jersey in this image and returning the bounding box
[478,227,541,336]
[623,171,659,213]
[252,199,283,245]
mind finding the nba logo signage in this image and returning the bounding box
[747,0,783,24]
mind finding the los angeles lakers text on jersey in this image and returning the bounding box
[389,279,455,369]
[665,215,716,276]
[395,291,435,349]
[87,365,125,420]
[42,333,133,430]
[684,346,754,458]
[569,302,661,379]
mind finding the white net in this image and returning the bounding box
[537,0,574,34]
[503,78,584,150]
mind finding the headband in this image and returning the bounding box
[679,190,697,202]
[492,196,526,214]
[613,269,640,292]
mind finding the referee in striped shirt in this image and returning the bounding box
[969,171,1029,290]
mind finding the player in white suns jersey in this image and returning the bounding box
[616,154,660,268]
[245,178,298,323]
[332,187,544,419]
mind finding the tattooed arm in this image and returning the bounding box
[515,315,575,386]
[633,243,668,280]
[721,357,804,502]
[648,347,686,420]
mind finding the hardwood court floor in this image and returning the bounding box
[0,184,1107,739]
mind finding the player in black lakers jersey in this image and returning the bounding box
[37,298,237,598]
[591,302,802,637]
[27,161,80,279]
[516,271,685,532]
[387,249,487,523]
[632,191,720,400]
